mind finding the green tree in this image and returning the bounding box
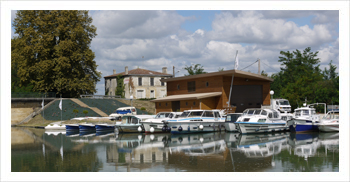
[271,47,326,110]
[12,10,101,98]
[115,75,125,98]
[260,70,268,77]
[184,64,207,76]
[218,67,224,72]
[73,109,79,117]
[83,110,88,117]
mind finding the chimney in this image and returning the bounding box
[113,69,116,74]
[173,66,175,77]
[125,66,128,75]
[162,67,167,74]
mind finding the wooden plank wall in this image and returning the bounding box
[155,101,172,113]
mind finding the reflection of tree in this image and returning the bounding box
[275,146,339,172]
[12,150,103,172]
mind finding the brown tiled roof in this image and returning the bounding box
[104,68,172,78]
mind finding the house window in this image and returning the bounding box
[150,78,154,86]
[177,84,180,90]
[188,81,195,92]
[150,90,155,98]
[186,102,188,106]
[159,103,161,106]
[206,82,209,87]
[161,78,165,86]
[193,102,196,106]
[138,77,142,86]
[166,102,168,106]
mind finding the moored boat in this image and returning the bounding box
[162,110,226,134]
[95,123,115,131]
[316,111,339,132]
[235,108,288,134]
[65,124,79,130]
[79,123,96,131]
[45,122,66,130]
[288,103,326,133]
[115,115,154,133]
[141,112,182,133]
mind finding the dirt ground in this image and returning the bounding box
[11,108,34,125]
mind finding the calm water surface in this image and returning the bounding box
[11,128,339,172]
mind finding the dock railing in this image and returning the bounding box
[80,95,121,99]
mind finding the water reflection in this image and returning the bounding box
[11,128,339,172]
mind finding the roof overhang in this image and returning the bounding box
[160,69,273,82]
[151,92,222,102]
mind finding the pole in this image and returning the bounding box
[258,58,260,75]
[60,94,62,125]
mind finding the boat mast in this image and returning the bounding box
[227,50,238,107]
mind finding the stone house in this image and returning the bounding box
[104,67,173,99]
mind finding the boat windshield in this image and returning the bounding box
[254,110,262,115]
[302,110,310,115]
[247,110,255,115]
[268,111,280,118]
[261,110,267,115]
[279,100,290,105]
[179,112,190,118]
[188,111,204,117]
[155,113,170,119]
[323,112,339,119]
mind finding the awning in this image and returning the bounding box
[151,92,222,102]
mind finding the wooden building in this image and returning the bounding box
[151,69,273,113]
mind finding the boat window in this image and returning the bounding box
[203,111,214,117]
[131,118,139,124]
[268,113,272,118]
[258,119,266,123]
[254,110,262,115]
[243,110,249,115]
[188,111,203,117]
[302,110,310,115]
[273,112,279,118]
[261,110,267,115]
[168,113,174,118]
[214,112,220,118]
[295,110,301,117]
[311,110,316,115]
[247,110,255,115]
[279,100,290,105]
[117,109,131,114]
[226,115,231,121]
[179,112,190,118]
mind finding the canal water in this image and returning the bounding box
[11,128,339,172]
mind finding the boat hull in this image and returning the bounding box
[143,122,169,133]
[65,124,79,130]
[79,124,96,131]
[289,119,318,132]
[116,124,143,133]
[317,124,339,132]
[167,121,225,134]
[224,122,238,132]
[95,124,115,131]
[235,122,288,134]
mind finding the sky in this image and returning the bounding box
[10,9,340,96]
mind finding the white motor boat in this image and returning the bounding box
[288,103,326,132]
[44,122,66,130]
[140,112,182,133]
[234,108,288,134]
[162,110,226,134]
[316,111,339,132]
[115,115,154,133]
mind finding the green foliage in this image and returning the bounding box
[11,10,101,98]
[140,107,146,111]
[260,70,268,77]
[218,67,224,72]
[83,110,88,116]
[73,109,79,117]
[115,75,125,98]
[270,47,339,110]
[184,64,207,76]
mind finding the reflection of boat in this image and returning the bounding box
[79,130,96,137]
[66,130,80,137]
[163,110,226,134]
[141,112,182,133]
[116,115,154,133]
[224,113,242,132]
[45,123,66,130]
[235,108,288,134]
[45,130,66,135]
[288,133,320,161]
[167,133,227,156]
[115,133,144,153]
[95,130,115,137]
[316,111,339,132]
[235,133,289,158]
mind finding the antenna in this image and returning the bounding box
[296,100,299,108]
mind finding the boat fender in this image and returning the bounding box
[199,125,204,130]
[178,137,183,143]
[199,137,204,143]
[150,127,155,133]
[166,126,171,132]
[188,126,190,131]
[150,135,155,140]
[138,126,142,132]
[162,126,167,132]
[178,126,183,132]
[138,135,142,140]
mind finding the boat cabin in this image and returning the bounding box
[294,107,316,117]
[121,115,154,125]
[242,108,280,119]
[155,112,182,119]
[177,110,223,118]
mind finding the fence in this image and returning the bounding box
[80,95,121,99]
[11,92,56,98]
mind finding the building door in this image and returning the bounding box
[172,101,180,112]
[230,85,263,112]
[137,90,144,99]
[150,90,155,98]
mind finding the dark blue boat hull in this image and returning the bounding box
[95,125,115,131]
